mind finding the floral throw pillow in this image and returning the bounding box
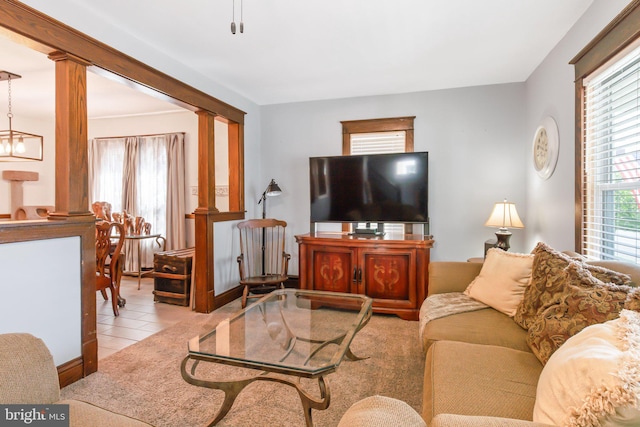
[513,242,632,330]
[526,263,632,365]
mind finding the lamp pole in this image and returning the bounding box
[257,179,282,275]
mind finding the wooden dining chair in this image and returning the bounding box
[96,221,126,316]
[237,218,290,308]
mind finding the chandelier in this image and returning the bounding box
[0,71,43,161]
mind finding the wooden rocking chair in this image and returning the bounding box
[237,219,290,308]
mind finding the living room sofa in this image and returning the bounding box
[419,244,640,426]
[340,243,640,426]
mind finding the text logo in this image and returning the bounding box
[0,405,69,426]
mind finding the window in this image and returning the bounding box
[572,2,640,262]
[89,133,186,270]
[582,45,640,262]
[341,117,415,235]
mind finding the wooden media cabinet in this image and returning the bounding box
[295,232,433,320]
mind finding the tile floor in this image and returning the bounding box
[96,276,196,360]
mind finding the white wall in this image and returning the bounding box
[523,0,630,252]
[261,83,527,266]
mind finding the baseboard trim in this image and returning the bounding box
[57,356,84,388]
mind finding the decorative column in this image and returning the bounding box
[194,110,218,313]
[47,51,93,220]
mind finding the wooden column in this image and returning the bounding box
[194,110,218,313]
[47,51,97,379]
[47,51,92,219]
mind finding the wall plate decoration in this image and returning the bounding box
[532,116,559,180]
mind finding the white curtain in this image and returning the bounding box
[88,133,186,271]
[89,138,126,213]
[165,133,186,250]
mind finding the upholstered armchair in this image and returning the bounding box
[0,333,153,427]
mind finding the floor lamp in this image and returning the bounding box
[258,179,282,275]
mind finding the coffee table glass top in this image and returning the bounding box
[187,289,372,377]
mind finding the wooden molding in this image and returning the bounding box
[570,0,640,80]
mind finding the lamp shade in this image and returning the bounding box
[265,179,282,197]
[484,200,524,229]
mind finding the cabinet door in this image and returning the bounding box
[309,246,357,293]
[360,248,416,305]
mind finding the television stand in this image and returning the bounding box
[295,232,434,320]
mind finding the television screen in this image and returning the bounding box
[309,152,428,224]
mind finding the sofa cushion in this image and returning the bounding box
[423,341,542,423]
[526,263,633,364]
[431,414,556,427]
[337,395,426,427]
[464,249,533,317]
[533,310,640,426]
[421,308,530,353]
[514,242,632,330]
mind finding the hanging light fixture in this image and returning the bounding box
[0,71,43,162]
[230,0,244,34]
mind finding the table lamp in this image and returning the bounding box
[484,199,524,251]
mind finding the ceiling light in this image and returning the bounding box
[0,71,43,161]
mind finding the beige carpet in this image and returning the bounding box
[61,299,424,427]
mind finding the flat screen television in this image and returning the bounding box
[309,151,429,226]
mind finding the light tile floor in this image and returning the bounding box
[96,276,196,360]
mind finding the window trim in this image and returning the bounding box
[571,0,640,253]
[341,116,415,155]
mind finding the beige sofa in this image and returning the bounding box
[0,333,153,427]
[420,250,640,427]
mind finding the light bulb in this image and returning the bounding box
[15,137,25,154]
[2,140,10,154]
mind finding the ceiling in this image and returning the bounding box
[2,0,595,119]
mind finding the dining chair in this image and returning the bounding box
[237,218,290,308]
[96,220,126,316]
[91,201,113,221]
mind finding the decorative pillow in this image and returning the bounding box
[514,242,632,330]
[526,263,632,365]
[624,287,640,312]
[463,248,533,317]
[533,309,640,426]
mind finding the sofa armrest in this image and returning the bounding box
[428,262,482,296]
[431,414,556,427]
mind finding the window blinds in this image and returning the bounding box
[350,132,406,155]
[583,44,640,262]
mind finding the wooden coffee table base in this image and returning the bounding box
[180,357,330,427]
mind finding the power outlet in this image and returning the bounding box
[191,186,198,196]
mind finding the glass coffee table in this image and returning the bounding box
[180,289,372,426]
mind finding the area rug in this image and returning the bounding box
[61,300,424,427]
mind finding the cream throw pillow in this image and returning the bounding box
[463,248,533,317]
[533,309,640,426]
